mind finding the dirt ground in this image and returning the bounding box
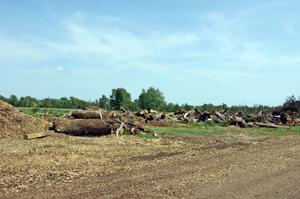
[0,130,300,199]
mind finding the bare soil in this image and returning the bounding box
[0,132,300,199]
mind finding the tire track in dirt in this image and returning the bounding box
[4,136,300,199]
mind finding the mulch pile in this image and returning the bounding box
[0,100,48,138]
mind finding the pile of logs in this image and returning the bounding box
[134,108,300,129]
[50,107,300,136]
[51,109,150,136]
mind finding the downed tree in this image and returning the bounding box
[230,116,248,128]
[49,106,300,138]
[254,122,290,129]
[71,110,103,119]
[54,119,112,136]
[215,111,227,121]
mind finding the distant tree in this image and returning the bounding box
[0,95,7,102]
[69,96,89,109]
[138,87,166,111]
[282,95,299,112]
[165,103,180,112]
[129,99,139,111]
[40,97,53,108]
[59,97,69,108]
[201,103,215,112]
[99,95,110,109]
[297,97,300,108]
[8,95,18,106]
[182,103,194,111]
[110,88,131,110]
[19,96,38,107]
[221,103,228,110]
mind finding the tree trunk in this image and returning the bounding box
[54,119,112,136]
[254,122,290,129]
[230,116,248,128]
[215,111,226,121]
[71,110,103,119]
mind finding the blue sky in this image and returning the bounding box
[0,0,299,106]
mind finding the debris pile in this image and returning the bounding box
[50,106,300,136]
[51,108,151,136]
[135,109,166,122]
[0,100,48,138]
[136,108,300,128]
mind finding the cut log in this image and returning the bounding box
[230,116,248,128]
[174,109,187,115]
[215,111,226,121]
[194,108,202,114]
[71,110,103,119]
[24,132,50,140]
[183,111,192,120]
[54,119,112,136]
[254,122,290,129]
[83,106,101,110]
[198,111,211,121]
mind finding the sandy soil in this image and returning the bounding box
[0,132,300,199]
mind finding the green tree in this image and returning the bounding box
[182,103,194,111]
[19,96,38,107]
[282,95,299,112]
[165,103,180,112]
[0,95,7,102]
[69,96,88,109]
[60,97,69,108]
[9,95,18,106]
[99,95,110,109]
[138,87,166,111]
[110,88,131,110]
[129,99,139,111]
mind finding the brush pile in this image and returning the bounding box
[50,103,300,136]
[51,108,151,136]
[134,108,300,128]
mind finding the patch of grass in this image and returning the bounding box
[151,125,300,138]
[245,128,287,137]
[18,107,75,117]
[175,121,230,128]
[291,126,300,134]
[186,121,217,128]
[151,127,225,136]
[238,126,300,137]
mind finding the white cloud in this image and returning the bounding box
[0,34,47,67]
[1,9,300,81]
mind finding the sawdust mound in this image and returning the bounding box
[0,100,48,138]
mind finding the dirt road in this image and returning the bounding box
[1,133,300,199]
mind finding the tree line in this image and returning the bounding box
[1,87,299,114]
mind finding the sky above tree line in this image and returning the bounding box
[0,0,299,106]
